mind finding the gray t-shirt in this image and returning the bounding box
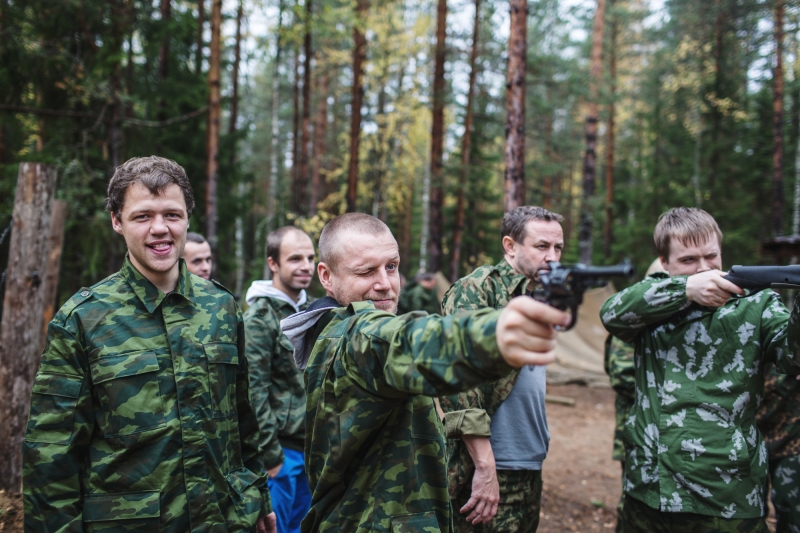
[489,364,549,470]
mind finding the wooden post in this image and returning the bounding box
[41,200,67,341]
[0,163,58,492]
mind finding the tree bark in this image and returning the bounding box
[708,0,723,190]
[291,42,301,213]
[310,71,329,216]
[578,0,606,264]
[228,0,243,166]
[603,14,616,259]
[195,0,205,75]
[157,0,171,121]
[299,0,313,215]
[451,0,480,282]
[346,0,368,213]
[265,0,284,277]
[504,0,527,212]
[0,163,58,493]
[109,0,126,169]
[773,0,784,237]
[205,0,222,248]
[41,200,67,341]
[427,0,447,273]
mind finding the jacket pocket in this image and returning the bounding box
[205,342,239,418]
[83,490,160,533]
[225,467,263,529]
[25,373,82,444]
[90,351,166,437]
[389,511,440,533]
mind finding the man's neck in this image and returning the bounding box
[130,256,180,294]
[272,279,301,303]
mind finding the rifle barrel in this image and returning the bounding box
[724,265,800,290]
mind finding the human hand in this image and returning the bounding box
[459,436,500,524]
[685,270,744,308]
[496,297,570,367]
[267,463,283,479]
[256,513,276,533]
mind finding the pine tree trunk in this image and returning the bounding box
[310,71,329,216]
[299,0,313,215]
[603,15,616,259]
[427,0,447,273]
[0,163,58,493]
[773,0,784,237]
[450,0,480,282]
[578,0,606,265]
[195,0,205,75]
[291,42,301,213]
[708,0,723,191]
[205,0,222,248]
[346,0,368,213]
[543,91,553,210]
[158,0,171,121]
[228,0,243,166]
[265,0,284,278]
[41,200,67,340]
[504,0,527,212]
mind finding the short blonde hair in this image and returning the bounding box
[319,213,394,271]
[654,207,723,259]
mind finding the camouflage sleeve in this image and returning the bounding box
[243,307,285,470]
[23,320,93,532]
[236,310,273,516]
[600,275,691,343]
[761,292,800,375]
[604,335,636,400]
[343,306,512,400]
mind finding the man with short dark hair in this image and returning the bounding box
[439,205,564,532]
[23,156,275,533]
[280,212,570,533]
[244,226,315,533]
[183,231,213,279]
[601,207,800,532]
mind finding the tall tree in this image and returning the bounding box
[195,0,205,74]
[310,70,329,216]
[157,0,171,121]
[451,0,480,281]
[291,42,301,213]
[427,0,447,273]
[773,0,784,236]
[346,0,368,213]
[603,10,617,259]
[504,0,527,212]
[265,0,285,275]
[578,0,606,264]
[206,0,222,248]
[299,0,313,214]
[228,0,243,166]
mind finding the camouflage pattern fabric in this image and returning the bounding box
[600,272,800,519]
[397,280,441,316]
[604,335,636,462]
[450,469,542,533]
[438,258,533,518]
[300,301,513,533]
[619,494,770,533]
[768,454,800,533]
[757,363,800,460]
[244,295,311,469]
[23,257,271,533]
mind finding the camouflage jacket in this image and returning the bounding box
[756,361,800,459]
[600,272,800,519]
[397,281,441,316]
[604,335,636,462]
[301,301,512,533]
[244,293,311,469]
[23,257,271,533]
[438,258,529,489]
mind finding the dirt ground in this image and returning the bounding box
[0,490,22,532]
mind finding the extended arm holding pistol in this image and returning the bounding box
[532,261,635,330]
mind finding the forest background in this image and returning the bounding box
[0,0,797,309]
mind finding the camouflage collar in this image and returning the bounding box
[495,258,530,298]
[121,255,196,314]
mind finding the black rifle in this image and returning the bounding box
[723,265,800,291]
[532,261,635,330]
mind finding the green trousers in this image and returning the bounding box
[769,454,800,533]
[619,494,769,533]
[451,469,542,533]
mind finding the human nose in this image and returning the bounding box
[150,215,168,234]
[545,246,559,262]
[697,259,711,273]
[373,270,392,292]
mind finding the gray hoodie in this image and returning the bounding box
[280,296,341,370]
[245,280,308,312]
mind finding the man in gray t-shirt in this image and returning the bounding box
[439,206,563,533]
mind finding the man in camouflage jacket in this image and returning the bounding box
[279,213,570,533]
[23,157,274,533]
[397,272,440,315]
[600,207,800,532]
[244,226,316,533]
[757,363,800,532]
[439,206,564,533]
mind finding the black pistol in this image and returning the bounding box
[532,261,635,330]
[723,265,800,292]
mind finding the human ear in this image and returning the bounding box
[318,263,333,292]
[502,236,516,257]
[111,212,123,235]
[267,256,280,275]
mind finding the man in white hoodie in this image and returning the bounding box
[244,226,316,533]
